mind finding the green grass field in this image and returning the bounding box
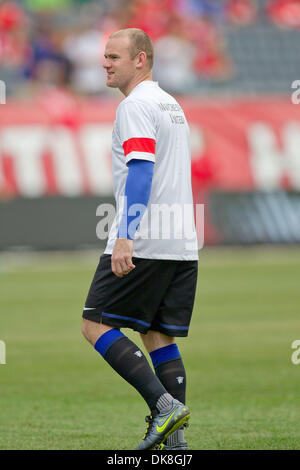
[0,247,300,450]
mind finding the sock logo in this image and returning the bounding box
[134,350,142,357]
[176,376,184,384]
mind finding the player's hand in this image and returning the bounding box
[111,238,136,278]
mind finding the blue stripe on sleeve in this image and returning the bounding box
[118,159,154,239]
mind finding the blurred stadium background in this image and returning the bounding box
[1,0,300,248]
[1,0,300,450]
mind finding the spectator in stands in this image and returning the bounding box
[226,0,258,27]
[62,4,107,96]
[0,1,30,96]
[23,14,69,81]
[267,0,300,29]
[124,0,170,41]
[182,0,224,20]
[186,14,233,80]
[62,1,128,96]
[153,14,198,94]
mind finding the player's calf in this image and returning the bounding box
[81,318,115,345]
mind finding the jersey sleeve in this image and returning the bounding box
[117,100,156,165]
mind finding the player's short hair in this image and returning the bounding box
[109,28,154,70]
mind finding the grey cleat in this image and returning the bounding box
[158,441,188,450]
[155,423,189,450]
[135,399,190,451]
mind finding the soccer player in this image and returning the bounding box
[81,28,198,450]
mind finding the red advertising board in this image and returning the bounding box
[0,92,299,197]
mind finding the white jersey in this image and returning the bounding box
[104,80,198,260]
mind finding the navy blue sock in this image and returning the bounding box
[94,329,171,412]
[150,344,186,404]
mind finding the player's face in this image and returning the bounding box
[103,37,136,91]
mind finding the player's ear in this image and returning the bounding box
[136,51,147,69]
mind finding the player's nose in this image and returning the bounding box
[103,58,111,69]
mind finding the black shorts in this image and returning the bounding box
[82,254,198,337]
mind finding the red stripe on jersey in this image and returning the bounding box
[123,137,155,157]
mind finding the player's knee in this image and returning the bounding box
[81,319,90,342]
[140,330,175,352]
[81,318,118,345]
[81,319,96,344]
